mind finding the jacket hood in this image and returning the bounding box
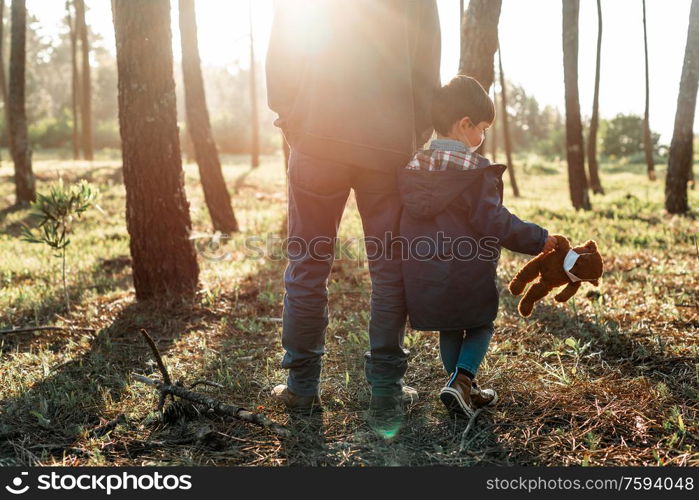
[399,161,507,219]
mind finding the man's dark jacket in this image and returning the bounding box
[398,148,548,331]
[266,0,441,171]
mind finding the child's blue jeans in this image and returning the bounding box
[439,322,494,376]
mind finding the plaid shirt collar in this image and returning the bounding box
[405,137,491,171]
[428,138,470,153]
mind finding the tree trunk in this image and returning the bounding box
[491,90,498,163]
[112,0,199,300]
[497,45,519,198]
[0,0,10,164]
[249,1,259,168]
[8,0,34,206]
[642,0,656,181]
[459,0,464,65]
[282,132,289,172]
[665,0,699,214]
[0,0,8,123]
[75,0,92,160]
[66,0,80,161]
[458,0,502,93]
[0,0,4,165]
[179,0,238,234]
[587,0,604,194]
[562,0,591,211]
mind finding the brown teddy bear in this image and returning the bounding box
[508,235,604,317]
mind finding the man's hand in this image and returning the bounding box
[542,235,557,254]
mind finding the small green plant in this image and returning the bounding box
[22,179,98,311]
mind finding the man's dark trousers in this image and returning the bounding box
[282,149,408,398]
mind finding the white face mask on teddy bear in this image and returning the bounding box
[563,249,584,282]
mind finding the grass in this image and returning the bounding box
[0,151,697,466]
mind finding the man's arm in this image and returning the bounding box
[265,1,310,130]
[409,0,441,147]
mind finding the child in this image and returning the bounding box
[398,75,557,416]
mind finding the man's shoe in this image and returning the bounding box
[271,384,322,413]
[370,385,419,411]
[368,392,405,440]
[439,372,498,417]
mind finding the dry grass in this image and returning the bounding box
[0,152,697,466]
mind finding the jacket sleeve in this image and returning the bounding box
[468,171,548,255]
[265,1,309,131]
[408,0,441,147]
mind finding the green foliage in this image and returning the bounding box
[601,113,661,158]
[493,81,566,158]
[93,120,122,150]
[22,180,99,311]
[28,110,73,149]
[22,180,99,252]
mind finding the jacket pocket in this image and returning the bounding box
[412,257,450,284]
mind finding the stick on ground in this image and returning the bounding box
[132,374,288,437]
[0,326,96,335]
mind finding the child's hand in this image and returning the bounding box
[541,235,557,254]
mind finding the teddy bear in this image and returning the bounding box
[508,235,604,317]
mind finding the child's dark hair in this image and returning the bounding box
[431,75,495,136]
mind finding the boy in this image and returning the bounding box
[398,76,557,416]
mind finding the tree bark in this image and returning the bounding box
[8,0,34,206]
[587,0,604,194]
[459,0,464,65]
[458,0,502,93]
[282,132,289,172]
[665,0,699,214]
[179,0,238,234]
[112,0,199,300]
[642,0,656,181]
[0,0,8,124]
[249,1,259,168]
[562,0,591,211]
[497,45,519,198]
[66,0,80,161]
[75,0,92,160]
[491,90,498,163]
[0,0,4,166]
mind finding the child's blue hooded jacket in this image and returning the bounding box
[398,140,548,331]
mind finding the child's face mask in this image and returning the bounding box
[465,133,484,153]
[459,118,486,153]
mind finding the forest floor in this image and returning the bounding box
[0,152,697,466]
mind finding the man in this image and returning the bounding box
[266,0,441,415]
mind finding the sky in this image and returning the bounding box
[27,0,697,143]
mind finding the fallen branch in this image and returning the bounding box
[132,374,288,437]
[89,413,128,438]
[189,379,225,390]
[140,329,172,412]
[140,329,171,385]
[459,408,483,453]
[0,326,96,335]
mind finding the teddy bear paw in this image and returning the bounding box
[508,280,526,296]
[518,301,534,317]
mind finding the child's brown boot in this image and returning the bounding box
[439,371,498,416]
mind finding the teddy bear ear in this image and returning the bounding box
[585,240,598,251]
[555,235,571,248]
